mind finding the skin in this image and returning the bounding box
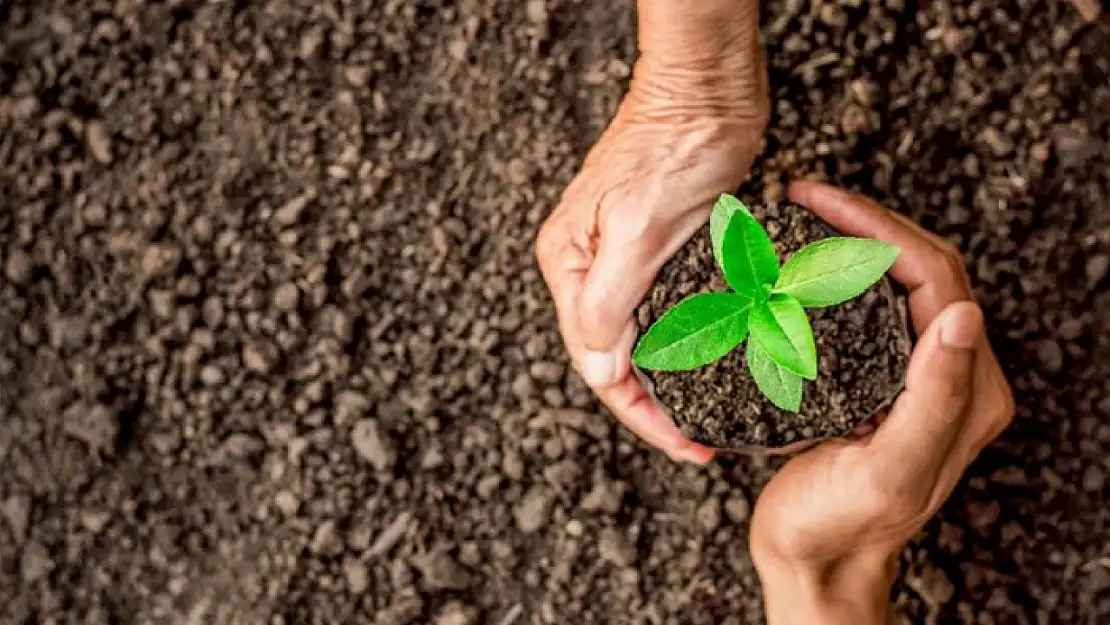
[535,0,767,464]
[534,1,1014,621]
[753,182,1014,623]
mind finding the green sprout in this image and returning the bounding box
[632,194,900,412]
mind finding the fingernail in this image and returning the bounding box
[680,445,715,465]
[939,303,983,349]
[580,350,618,387]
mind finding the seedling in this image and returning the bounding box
[633,194,900,412]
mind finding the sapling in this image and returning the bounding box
[632,194,900,412]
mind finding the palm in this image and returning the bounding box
[754,440,919,563]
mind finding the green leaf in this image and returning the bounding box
[720,203,780,298]
[748,294,818,379]
[773,237,900,308]
[746,340,804,412]
[710,194,750,264]
[633,292,754,371]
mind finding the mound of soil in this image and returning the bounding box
[639,202,911,450]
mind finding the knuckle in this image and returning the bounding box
[860,468,929,520]
[937,387,972,417]
[937,239,963,261]
[533,219,561,272]
[770,520,817,556]
[939,248,967,277]
[883,488,931,520]
[920,254,951,282]
[577,289,607,324]
[922,250,968,286]
[943,253,968,281]
[753,504,816,557]
[990,381,1016,431]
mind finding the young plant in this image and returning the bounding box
[632,194,900,412]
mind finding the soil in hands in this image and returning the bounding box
[638,202,911,450]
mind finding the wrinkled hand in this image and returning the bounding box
[534,8,768,463]
[751,182,1015,624]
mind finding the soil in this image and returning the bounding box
[639,203,911,450]
[1,1,1109,625]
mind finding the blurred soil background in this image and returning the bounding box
[1,0,1109,623]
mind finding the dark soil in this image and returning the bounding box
[639,203,911,450]
[1,1,1109,624]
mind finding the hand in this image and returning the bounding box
[750,182,1015,625]
[535,0,768,463]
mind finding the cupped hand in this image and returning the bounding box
[750,182,1014,624]
[535,44,768,463]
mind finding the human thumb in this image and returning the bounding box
[575,227,666,388]
[873,301,983,461]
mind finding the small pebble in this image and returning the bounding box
[242,340,279,374]
[219,433,264,460]
[598,528,637,567]
[345,66,371,87]
[140,243,181,278]
[351,419,397,471]
[86,120,112,164]
[525,0,547,24]
[274,195,310,225]
[62,402,118,454]
[435,601,479,625]
[310,520,341,555]
[725,494,751,523]
[515,485,553,534]
[4,249,33,285]
[1086,255,1108,285]
[414,550,471,591]
[199,364,226,386]
[529,361,564,384]
[368,511,413,557]
[978,127,1014,157]
[273,283,300,312]
[274,490,300,516]
[1082,465,1105,492]
[80,509,110,534]
[334,390,371,425]
[1,495,31,543]
[344,558,370,594]
[696,497,722,533]
[1037,340,1064,374]
[21,541,53,582]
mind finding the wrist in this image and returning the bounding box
[631,0,767,123]
[637,0,761,64]
[755,551,898,625]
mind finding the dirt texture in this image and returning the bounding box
[640,202,911,450]
[1,1,1109,624]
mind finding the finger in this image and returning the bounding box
[575,213,671,385]
[596,364,715,464]
[535,212,592,358]
[845,420,878,442]
[946,348,1015,469]
[537,208,641,396]
[788,181,973,328]
[536,213,713,463]
[869,301,983,478]
[887,211,974,295]
[788,181,936,288]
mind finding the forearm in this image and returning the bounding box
[632,0,765,120]
[638,0,760,64]
[756,551,897,625]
